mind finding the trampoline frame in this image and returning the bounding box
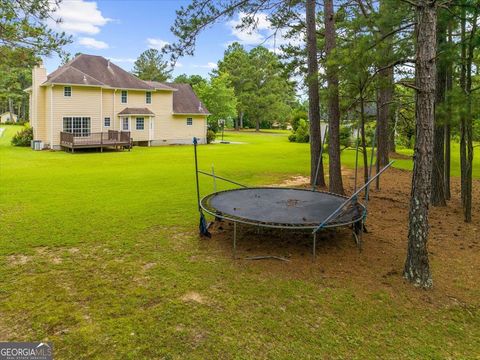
[192,136,393,261]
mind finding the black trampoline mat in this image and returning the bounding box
[201,187,364,228]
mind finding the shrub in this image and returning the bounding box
[206,129,216,144]
[339,125,352,149]
[11,125,33,147]
[288,119,309,143]
[291,109,308,131]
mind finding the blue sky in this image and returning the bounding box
[44,0,297,78]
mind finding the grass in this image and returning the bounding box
[0,125,478,359]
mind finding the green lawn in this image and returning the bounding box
[0,125,478,359]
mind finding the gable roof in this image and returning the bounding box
[41,54,209,116]
[166,83,210,115]
[44,54,154,90]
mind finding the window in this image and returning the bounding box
[121,90,128,103]
[64,86,72,97]
[104,117,110,127]
[122,117,129,131]
[146,92,151,104]
[136,117,144,130]
[186,117,193,126]
[63,117,90,137]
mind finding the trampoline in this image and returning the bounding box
[192,137,393,260]
[201,187,365,229]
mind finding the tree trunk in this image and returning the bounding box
[360,97,369,186]
[255,119,260,132]
[431,15,447,207]
[404,0,436,289]
[376,67,393,168]
[389,103,397,153]
[8,98,14,123]
[376,0,394,171]
[239,111,244,129]
[306,0,325,187]
[459,8,468,216]
[323,0,343,194]
[463,9,477,222]
[444,23,453,201]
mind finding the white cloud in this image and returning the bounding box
[193,62,217,69]
[226,12,303,51]
[147,38,169,50]
[175,62,183,68]
[78,37,109,49]
[49,0,111,35]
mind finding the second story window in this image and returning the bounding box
[104,117,110,127]
[64,86,72,97]
[146,92,151,104]
[121,90,128,103]
[186,117,193,126]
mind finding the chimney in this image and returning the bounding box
[31,60,48,144]
[32,61,47,87]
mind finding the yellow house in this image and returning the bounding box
[26,54,209,150]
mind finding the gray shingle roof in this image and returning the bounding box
[143,81,177,91]
[44,54,154,90]
[167,83,210,115]
[118,107,155,115]
[42,54,209,116]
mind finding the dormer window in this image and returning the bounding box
[121,90,128,103]
[146,91,151,104]
[64,86,72,97]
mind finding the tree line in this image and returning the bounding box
[132,45,298,132]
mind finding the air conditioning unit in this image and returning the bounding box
[32,140,43,150]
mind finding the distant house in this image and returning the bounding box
[25,54,209,150]
[0,112,18,123]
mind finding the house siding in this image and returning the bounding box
[29,66,207,149]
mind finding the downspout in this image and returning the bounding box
[100,87,103,132]
[50,85,54,148]
[113,89,116,130]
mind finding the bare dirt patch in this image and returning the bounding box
[181,292,208,304]
[202,168,480,308]
[7,254,31,266]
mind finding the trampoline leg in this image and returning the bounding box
[312,232,316,261]
[233,222,237,259]
[352,221,363,252]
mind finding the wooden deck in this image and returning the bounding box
[60,130,132,152]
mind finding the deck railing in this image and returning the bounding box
[60,131,131,148]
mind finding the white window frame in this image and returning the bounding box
[122,117,129,131]
[64,86,72,97]
[63,116,91,137]
[186,117,193,126]
[146,92,152,104]
[136,117,145,130]
[121,90,128,104]
[104,117,111,127]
